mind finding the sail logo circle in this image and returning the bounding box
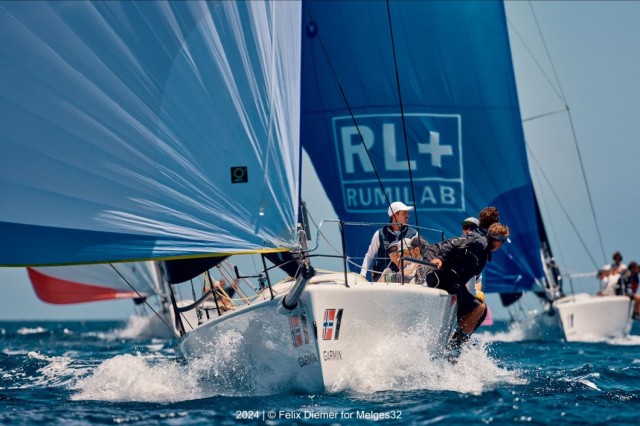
[231,166,248,183]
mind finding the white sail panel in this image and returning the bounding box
[0,1,301,265]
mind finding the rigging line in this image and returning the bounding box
[305,208,346,257]
[534,171,568,274]
[528,1,566,103]
[522,107,567,123]
[525,145,599,270]
[306,209,372,271]
[523,2,607,262]
[506,17,564,104]
[565,108,607,263]
[306,209,365,271]
[528,145,569,272]
[385,0,420,229]
[219,260,255,297]
[108,263,179,338]
[302,4,393,215]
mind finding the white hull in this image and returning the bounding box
[178,273,456,393]
[553,293,633,342]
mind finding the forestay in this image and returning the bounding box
[0,1,302,266]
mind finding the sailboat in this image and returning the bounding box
[0,0,466,392]
[26,262,178,339]
[1,0,623,392]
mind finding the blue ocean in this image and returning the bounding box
[0,319,638,425]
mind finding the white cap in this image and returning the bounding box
[388,201,414,217]
[461,217,480,227]
[388,238,413,252]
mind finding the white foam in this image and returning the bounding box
[479,312,562,343]
[478,327,528,343]
[71,354,202,402]
[70,330,254,402]
[29,351,90,387]
[329,333,524,395]
[1,351,89,389]
[17,327,47,335]
[603,334,640,346]
[71,328,309,401]
[562,372,602,391]
[70,325,526,401]
[2,349,28,356]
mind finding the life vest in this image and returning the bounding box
[372,225,417,275]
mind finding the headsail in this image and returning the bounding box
[27,262,159,304]
[0,1,302,266]
[301,0,543,292]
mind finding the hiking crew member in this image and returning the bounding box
[420,222,511,357]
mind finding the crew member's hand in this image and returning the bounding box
[432,258,443,269]
[404,262,418,274]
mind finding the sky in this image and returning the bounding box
[1,1,639,320]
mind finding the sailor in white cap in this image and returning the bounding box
[360,201,417,281]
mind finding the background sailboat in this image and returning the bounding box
[26,262,177,338]
[501,2,636,341]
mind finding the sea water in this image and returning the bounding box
[0,319,638,425]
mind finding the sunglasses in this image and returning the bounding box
[389,248,409,255]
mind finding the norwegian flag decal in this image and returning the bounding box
[288,314,303,347]
[288,312,310,348]
[322,308,344,340]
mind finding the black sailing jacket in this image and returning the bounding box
[424,232,492,292]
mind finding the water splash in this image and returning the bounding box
[71,329,286,402]
[329,333,524,395]
[71,354,202,402]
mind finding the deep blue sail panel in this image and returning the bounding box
[0,1,302,265]
[301,0,543,292]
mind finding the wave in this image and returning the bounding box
[83,315,176,341]
[17,327,48,335]
[0,351,89,390]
